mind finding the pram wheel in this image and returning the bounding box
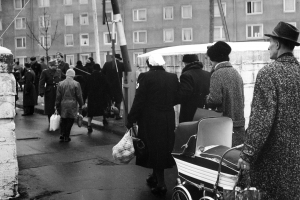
[172,188,189,200]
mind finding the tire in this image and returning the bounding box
[172,188,190,200]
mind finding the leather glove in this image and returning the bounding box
[126,122,133,130]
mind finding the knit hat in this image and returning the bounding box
[66,69,75,77]
[148,54,165,66]
[182,54,199,63]
[206,41,231,62]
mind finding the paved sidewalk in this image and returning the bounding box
[15,91,127,137]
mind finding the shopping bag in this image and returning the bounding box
[112,130,135,164]
[77,113,83,127]
[49,111,61,131]
[131,126,148,158]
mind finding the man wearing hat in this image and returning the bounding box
[176,54,210,123]
[102,53,125,120]
[39,59,62,123]
[55,69,83,142]
[56,52,69,80]
[30,56,42,105]
[238,22,300,199]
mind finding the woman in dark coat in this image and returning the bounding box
[22,63,36,116]
[74,60,89,96]
[126,54,179,196]
[83,64,110,133]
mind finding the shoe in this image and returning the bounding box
[103,119,108,125]
[146,174,157,187]
[59,135,64,140]
[115,116,123,120]
[87,126,93,133]
[64,137,71,142]
[151,186,167,196]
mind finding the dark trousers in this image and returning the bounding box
[60,118,75,138]
[24,106,34,115]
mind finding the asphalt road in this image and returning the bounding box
[14,108,178,200]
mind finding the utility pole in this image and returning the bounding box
[209,0,214,43]
[217,0,230,41]
[92,0,101,64]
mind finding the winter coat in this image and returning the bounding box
[57,61,69,79]
[31,61,42,94]
[127,66,179,169]
[83,70,109,117]
[55,77,83,119]
[84,62,95,74]
[23,69,36,106]
[74,63,88,95]
[177,62,211,123]
[240,53,300,200]
[39,68,62,115]
[102,60,124,103]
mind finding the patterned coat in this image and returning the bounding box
[55,77,83,119]
[39,68,62,115]
[240,53,300,200]
[206,61,245,146]
[127,66,179,169]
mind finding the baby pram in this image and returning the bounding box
[171,117,242,200]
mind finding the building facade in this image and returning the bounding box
[0,0,299,67]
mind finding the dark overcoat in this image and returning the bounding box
[74,64,88,95]
[177,62,211,123]
[83,70,109,117]
[241,53,300,200]
[23,69,36,106]
[39,68,62,115]
[102,60,124,103]
[127,66,179,169]
[57,61,69,79]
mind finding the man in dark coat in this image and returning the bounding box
[102,54,125,120]
[84,57,95,74]
[39,56,48,71]
[22,63,36,116]
[56,52,69,80]
[239,21,300,200]
[39,59,62,122]
[30,57,42,105]
[176,54,211,123]
[126,54,179,196]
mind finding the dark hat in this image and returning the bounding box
[30,57,36,61]
[265,21,300,46]
[24,63,31,68]
[56,52,64,58]
[182,54,199,63]
[48,59,58,66]
[76,60,83,66]
[93,63,101,71]
[115,54,122,60]
[88,57,94,62]
[206,41,231,62]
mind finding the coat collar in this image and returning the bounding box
[214,61,232,72]
[276,52,298,63]
[182,62,203,73]
[149,66,165,71]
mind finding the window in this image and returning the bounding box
[182,5,192,19]
[133,9,147,22]
[15,17,26,29]
[288,22,297,27]
[39,15,51,28]
[64,0,72,5]
[284,0,295,12]
[15,37,26,48]
[0,19,2,31]
[133,31,147,44]
[14,0,25,10]
[104,11,113,23]
[39,0,50,7]
[65,34,74,46]
[214,3,226,17]
[214,26,225,41]
[182,28,193,41]
[66,55,74,65]
[40,35,51,48]
[80,34,89,46]
[65,14,73,26]
[246,24,263,39]
[80,13,89,25]
[163,29,174,43]
[81,54,89,64]
[163,7,173,20]
[79,0,88,4]
[15,57,26,66]
[246,1,262,14]
[103,32,117,45]
[133,52,143,65]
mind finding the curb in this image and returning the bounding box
[16,103,126,137]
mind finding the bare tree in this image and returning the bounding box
[26,8,60,64]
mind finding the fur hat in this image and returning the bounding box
[182,54,199,63]
[66,69,75,77]
[206,41,231,62]
[30,57,36,61]
[115,54,122,60]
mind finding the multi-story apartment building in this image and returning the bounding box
[0,0,298,67]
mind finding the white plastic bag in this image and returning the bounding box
[49,112,61,131]
[112,130,135,164]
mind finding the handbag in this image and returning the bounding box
[193,107,222,121]
[77,113,83,127]
[131,126,148,158]
[112,130,135,164]
[49,110,61,131]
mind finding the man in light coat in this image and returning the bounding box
[55,69,83,142]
